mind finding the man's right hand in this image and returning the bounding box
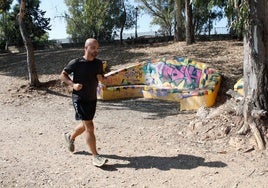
[73,83,83,91]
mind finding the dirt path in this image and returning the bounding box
[0,41,267,187]
[1,82,267,187]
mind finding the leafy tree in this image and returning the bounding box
[0,0,51,49]
[17,0,39,86]
[0,0,14,50]
[13,0,50,86]
[184,0,227,43]
[109,0,135,43]
[139,0,225,42]
[225,0,248,39]
[15,0,51,46]
[65,0,135,43]
[65,0,109,43]
[192,0,225,35]
[0,0,12,12]
[136,0,175,36]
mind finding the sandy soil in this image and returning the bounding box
[0,40,267,188]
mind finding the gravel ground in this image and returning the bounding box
[0,40,267,187]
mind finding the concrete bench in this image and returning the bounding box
[97,57,221,110]
[234,78,244,96]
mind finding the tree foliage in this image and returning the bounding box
[137,0,226,38]
[111,0,135,31]
[225,0,249,38]
[136,0,175,36]
[108,0,135,42]
[0,0,13,49]
[0,0,12,12]
[0,0,51,49]
[65,0,111,42]
[192,0,226,35]
[16,0,51,45]
[65,0,135,42]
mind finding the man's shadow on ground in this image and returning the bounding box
[74,151,227,171]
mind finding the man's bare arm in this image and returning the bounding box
[60,71,83,91]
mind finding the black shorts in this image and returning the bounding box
[72,94,97,120]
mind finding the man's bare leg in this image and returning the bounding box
[83,120,108,166]
[83,120,98,156]
[70,122,85,141]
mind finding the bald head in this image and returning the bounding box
[83,38,99,61]
[85,38,98,47]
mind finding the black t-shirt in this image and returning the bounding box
[63,57,104,101]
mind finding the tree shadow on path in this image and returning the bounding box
[98,98,188,119]
[74,152,227,171]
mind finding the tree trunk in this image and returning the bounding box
[185,0,194,45]
[119,0,126,44]
[17,0,40,87]
[5,41,9,51]
[241,0,268,150]
[174,0,184,41]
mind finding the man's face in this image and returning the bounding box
[86,41,99,58]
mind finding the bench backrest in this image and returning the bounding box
[143,57,219,89]
[102,57,220,89]
[102,62,146,86]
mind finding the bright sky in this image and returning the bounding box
[39,0,160,40]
